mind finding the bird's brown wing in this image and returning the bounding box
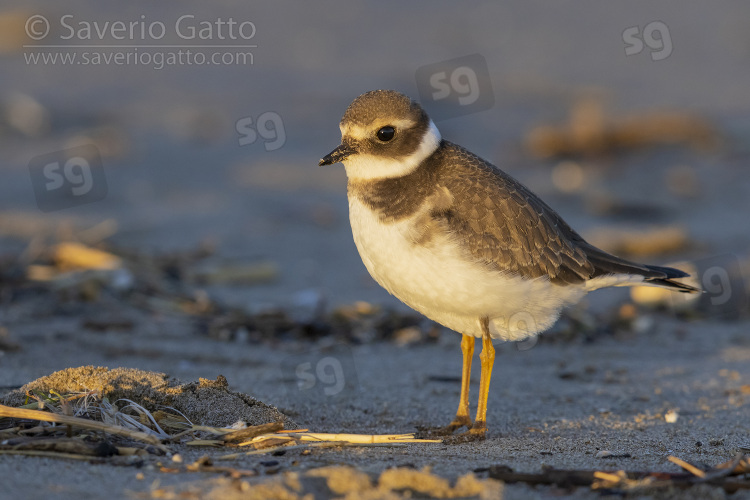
[432,142,690,287]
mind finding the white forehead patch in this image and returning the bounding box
[343,120,442,180]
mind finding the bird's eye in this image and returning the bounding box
[376,126,395,142]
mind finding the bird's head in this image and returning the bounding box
[319,90,442,180]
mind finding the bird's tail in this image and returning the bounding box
[582,243,701,293]
[641,264,701,293]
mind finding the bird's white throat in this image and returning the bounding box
[343,120,442,180]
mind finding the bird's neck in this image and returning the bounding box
[347,146,443,222]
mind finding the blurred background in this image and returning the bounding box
[0,1,748,363]
[2,6,750,496]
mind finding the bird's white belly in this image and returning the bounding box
[348,197,588,341]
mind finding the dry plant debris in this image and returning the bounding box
[4,228,741,349]
[143,455,750,499]
[0,366,293,460]
[4,234,438,345]
[0,366,437,464]
[488,453,750,495]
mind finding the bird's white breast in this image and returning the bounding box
[347,196,589,341]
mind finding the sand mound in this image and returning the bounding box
[1,366,294,428]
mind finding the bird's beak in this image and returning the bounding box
[319,142,355,166]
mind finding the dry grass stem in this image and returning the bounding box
[668,455,706,478]
[0,449,101,461]
[282,432,441,444]
[185,440,223,447]
[0,404,165,449]
[220,421,283,442]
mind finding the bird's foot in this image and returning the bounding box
[415,417,471,439]
[441,423,487,444]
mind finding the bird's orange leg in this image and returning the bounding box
[441,319,495,443]
[469,318,495,437]
[448,333,474,429]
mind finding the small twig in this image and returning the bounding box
[0,426,23,437]
[186,440,223,447]
[220,422,284,443]
[240,436,294,449]
[668,455,706,478]
[593,471,624,483]
[189,425,235,435]
[165,428,197,442]
[0,449,101,461]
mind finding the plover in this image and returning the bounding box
[319,90,699,440]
